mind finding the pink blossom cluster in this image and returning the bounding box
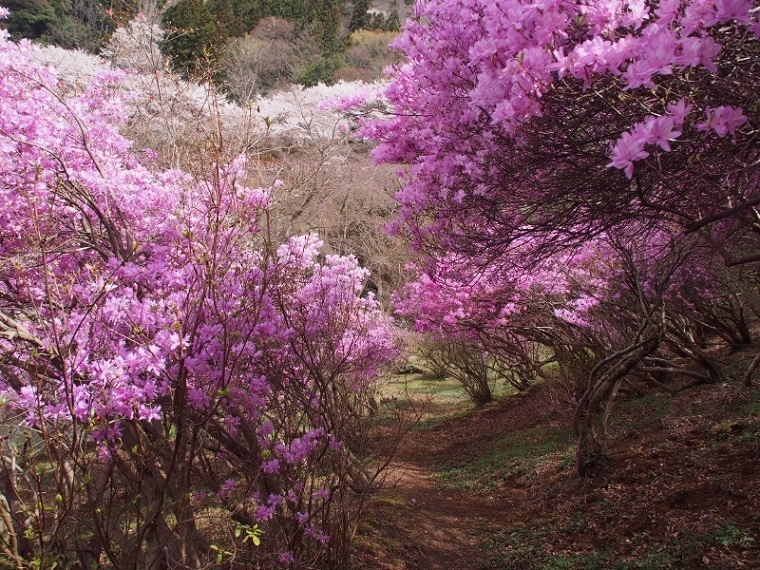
[608,99,692,177]
[394,226,737,382]
[361,0,757,476]
[363,0,758,248]
[393,243,606,359]
[364,0,758,379]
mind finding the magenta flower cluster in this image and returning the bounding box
[0,15,398,563]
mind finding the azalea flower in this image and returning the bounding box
[607,131,650,178]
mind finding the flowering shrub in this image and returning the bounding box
[0,14,397,568]
[363,0,758,257]
[363,0,758,472]
[394,228,755,472]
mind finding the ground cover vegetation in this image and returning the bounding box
[355,372,760,569]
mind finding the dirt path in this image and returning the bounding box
[356,401,533,570]
[381,460,481,570]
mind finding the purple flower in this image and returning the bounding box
[607,132,650,178]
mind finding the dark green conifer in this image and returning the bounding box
[385,9,400,32]
[349,0,370,31]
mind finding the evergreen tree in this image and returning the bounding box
[349,0,370,31]
[384,9,400,32]
[321,0,341,53]
[162,0,220,77]
[4,0,119,52]
[3,0,58,41]
[369,11,384,30]
[307,0,342,54]
[261,0,307,20]
[228,0,263,36]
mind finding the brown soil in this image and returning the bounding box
[354,381,760,570]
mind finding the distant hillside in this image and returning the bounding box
[2,0,406,91]
[371,0,413,20]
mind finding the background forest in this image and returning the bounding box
[2,0,406,88]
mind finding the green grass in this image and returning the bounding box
[436,425,574,493]
[710,522,755,549]
[384,369,520,404]
[380,372,520,432]
[474,522,611,570]
[539,553,612,570]
[473,518,747,570]
[608,391,670,437]
[383,373,470,403]
[745,402,760,416]
[743,390,760,417]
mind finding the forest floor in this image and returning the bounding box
[354,358,760,570]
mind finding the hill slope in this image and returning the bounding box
[357,376,760,569]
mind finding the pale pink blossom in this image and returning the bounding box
[697,106,748,137]
[607,131,650,178]
[667,99,694,124]
[713,0,753,24]
[634,115,681,151]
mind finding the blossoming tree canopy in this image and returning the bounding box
[361,0,758,473]
[0,9,397,566]
[364,0,759,262]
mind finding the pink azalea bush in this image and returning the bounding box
[363,0,758,471]
[0,14,397,568]
[363,0,757,256]
[393,224,754,471]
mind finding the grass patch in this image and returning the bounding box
[737,389,760,445]
[710,522,755,548]
[473,520,735,569]
[474,522,610,570]
[412,413,461,432]
[373,373,476,435]
[608,391,670,437]
[384,370,520,405]
[744,402,760,416]
[383,373,471,404]
[380,372,521,432]
[436,425,573,493]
